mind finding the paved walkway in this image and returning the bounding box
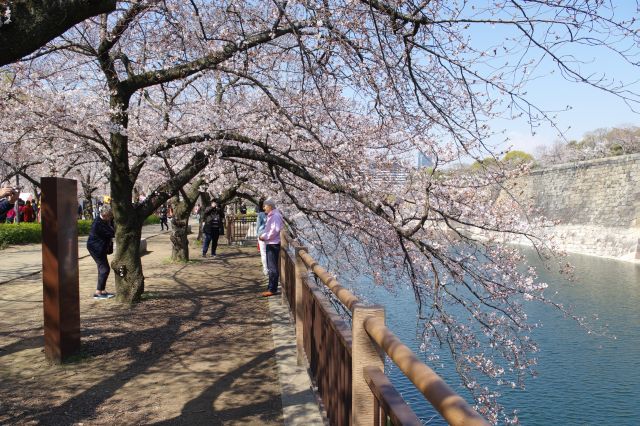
[1,225,161,285]
[0,225,323,425]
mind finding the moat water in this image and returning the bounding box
[349,250,640,424]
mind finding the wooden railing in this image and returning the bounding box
[279,232,489,426]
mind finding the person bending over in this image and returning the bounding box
[87,204,116,299]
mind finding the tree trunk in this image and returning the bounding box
[110,165,145,303]
[170,217,189,261]
[111,217,145,303]
[169,179,203,261]
[80,178,96,220]
[108,94,146,304]
[196,192,211,242]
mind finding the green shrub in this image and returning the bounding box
[503,150,534,164]
[143,215,161,225]
[77,220,92,235]
[233,212,257,218]
[0,223,42,249]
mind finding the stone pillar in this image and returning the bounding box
[41,177,80,363]
[351,304,385,426]
[294,246,308,366]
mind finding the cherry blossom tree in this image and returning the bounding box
[2,1,639,422]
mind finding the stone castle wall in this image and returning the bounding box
[497,153,640,261]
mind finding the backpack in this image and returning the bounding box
[204,208,220,229]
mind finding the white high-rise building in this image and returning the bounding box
[417,152,433,168]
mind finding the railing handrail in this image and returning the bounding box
[363,316,489,426]
[296,248,360,311]
[305,274,354,354]
[364,366,422,426]
[281,230,488,425]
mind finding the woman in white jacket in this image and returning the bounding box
[256,200,268,276]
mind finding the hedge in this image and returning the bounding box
[0,223,43,249]
[0,216,159,249]
[143,215,161,225]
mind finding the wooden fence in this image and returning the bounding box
[278,232,489,426]
[225,215,257,245]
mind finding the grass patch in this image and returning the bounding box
[140,291,161,301]
[60,349,93,365]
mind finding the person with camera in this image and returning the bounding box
[87,204,116,299]
[201,201,223,258]
[0,187,20,223]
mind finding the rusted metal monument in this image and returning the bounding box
[41,177,80,363]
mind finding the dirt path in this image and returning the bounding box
[0,233,283,425]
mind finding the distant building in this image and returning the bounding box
[417,152,433,168]
[370,162,409,186]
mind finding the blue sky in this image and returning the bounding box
[492,55,640,155]
[477,2,640,155]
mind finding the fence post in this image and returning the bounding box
[352,304,385,426]
[294,245,308,366]
[228,217,235,245]
[279,231,288,302]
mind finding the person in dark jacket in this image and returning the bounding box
[158,204,169,230]
[87,204,116,299]
[201,201,223,257]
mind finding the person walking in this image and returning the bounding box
[87,204,116,299]
[239,202,247,223]
[256,200,268,276]
[159,204,169,231]
[258,199,283,297]
[201,201,223,257]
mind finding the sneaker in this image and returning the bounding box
[94,293,115,299]
[261,291,278,297]
[202,253,207,257]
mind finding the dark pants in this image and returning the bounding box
[202,229,220,255]
[91,253,110,291]
[160,217,168,230]
[266,243,280,293]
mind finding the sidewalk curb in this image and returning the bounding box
[268,296,326,426]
